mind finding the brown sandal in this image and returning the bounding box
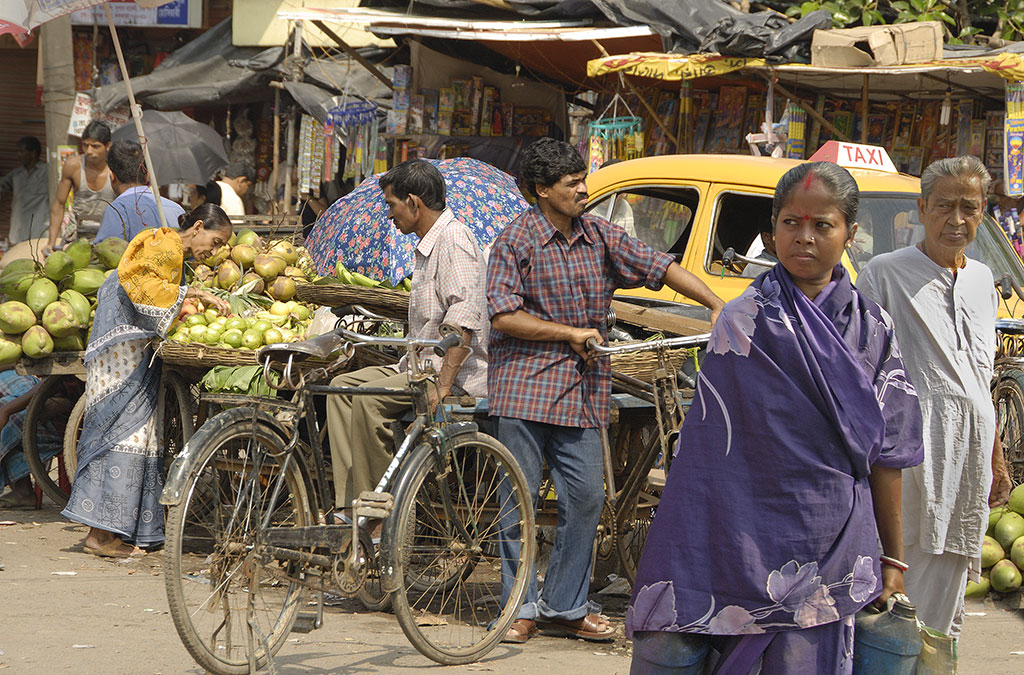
[502,618,537,644]
[537,614,616,642]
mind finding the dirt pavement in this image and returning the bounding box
[1,506,1022,674]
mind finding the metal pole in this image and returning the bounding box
[104,4,169,230]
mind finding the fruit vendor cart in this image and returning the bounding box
[16,350,200,510]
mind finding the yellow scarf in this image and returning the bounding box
[116,227,184,308]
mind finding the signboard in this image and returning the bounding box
[809,140,898,173]
[68,92,131,138]
[233,0,391,48]
[71,0,201,29]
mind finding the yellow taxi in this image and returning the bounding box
[587,144,1024,319]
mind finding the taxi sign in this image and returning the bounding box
[809,141,898,173]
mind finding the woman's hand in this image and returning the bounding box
[186,287,230,314]
[872,566,905,610]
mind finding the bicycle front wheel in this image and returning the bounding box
[995,370,1024,486]
[389,431,535,665]
[164,412,313,675]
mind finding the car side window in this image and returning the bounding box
[587,187,699,257]
[707,191,774,277]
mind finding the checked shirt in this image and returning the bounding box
[487,206,673,428]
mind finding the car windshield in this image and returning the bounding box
[848,193,1024,283]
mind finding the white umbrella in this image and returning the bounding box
[0,1,180,229]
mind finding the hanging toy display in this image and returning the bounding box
[586,92,643,173]
[328,100,379,187]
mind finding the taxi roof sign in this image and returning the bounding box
[809,141,898,173]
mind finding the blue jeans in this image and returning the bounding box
[496,417,604,621]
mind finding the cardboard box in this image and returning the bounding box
[810,21,942,67]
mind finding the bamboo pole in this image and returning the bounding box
[271,86,281,213]
[861,74,869,144]
[104,4,168,229]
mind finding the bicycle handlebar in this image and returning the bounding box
[585,334,711,356]
[997,274,1024,303]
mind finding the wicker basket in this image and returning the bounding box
[295,283,409,318]
[610,347,698,383]
[154,340,339,370]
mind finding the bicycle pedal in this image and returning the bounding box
[354,491,393,519]
[290,611,321,633]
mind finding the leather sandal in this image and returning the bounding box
[537,614,616,642]
[502,618,537,644]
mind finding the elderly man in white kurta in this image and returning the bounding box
[858,155,1013,638]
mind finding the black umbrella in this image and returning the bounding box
[112,110,229,185]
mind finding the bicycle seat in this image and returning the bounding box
[257,331,350,363]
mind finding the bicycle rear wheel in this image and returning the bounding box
[388,431,534,665]
[164,411,313,675]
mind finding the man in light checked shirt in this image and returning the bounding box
[325,160,488,538]
[489,138,724,644]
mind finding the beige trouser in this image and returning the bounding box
[324,365,411,510]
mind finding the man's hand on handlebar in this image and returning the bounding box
[570,327,603,361]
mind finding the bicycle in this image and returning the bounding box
[581,333,709,583]
[159,326,535,673]
[993,275,1024,487]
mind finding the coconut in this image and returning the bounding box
[989,505,1010,536]
[52,332,85,352]
[995,511,1024,551]
[235,228,259,246]
[982,535,1005,569]
[239,271,265,295]
[64,238,93,269]
[42,300,83,338]
[43,250,74,281]
[25,278,59,317]
[964,573,990,598]
[0,268,40,303]
[216,260,242,290]
[94,237,128,269]
[1,258,37,279]
[1009,484,1024,516]
[1007,536,1024,573]
[253,254,284,280]
[0,332,21,365]
[68,268,107,296]
[202,244,230,267]
[193,264,214,285]
[230,244,257,270]
[59,289,91,326]
[269,240,299,265]
[0,300,37,334]
[990,559,1023,593]
[21,325,53,359]
[283,265,306,279]
[267,276,296,301]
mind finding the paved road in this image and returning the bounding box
[1,507,1021,674]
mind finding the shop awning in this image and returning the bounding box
[586,51,1024,101]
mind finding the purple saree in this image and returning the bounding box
[627,265,923,641]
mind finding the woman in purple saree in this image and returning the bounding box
[627,163,924,674]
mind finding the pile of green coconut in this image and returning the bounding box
[967,484,1024,598]
[0,237,126,364]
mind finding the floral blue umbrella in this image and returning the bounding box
[305,157,529,284]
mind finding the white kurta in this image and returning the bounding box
[858,245,997,558]
[216,180,244,216]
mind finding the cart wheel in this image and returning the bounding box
[61,393,88,491]
[23,375,82,507]
[614,422,663,585]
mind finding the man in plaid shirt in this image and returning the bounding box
[490,138,723,644]
[326,160,487,534]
